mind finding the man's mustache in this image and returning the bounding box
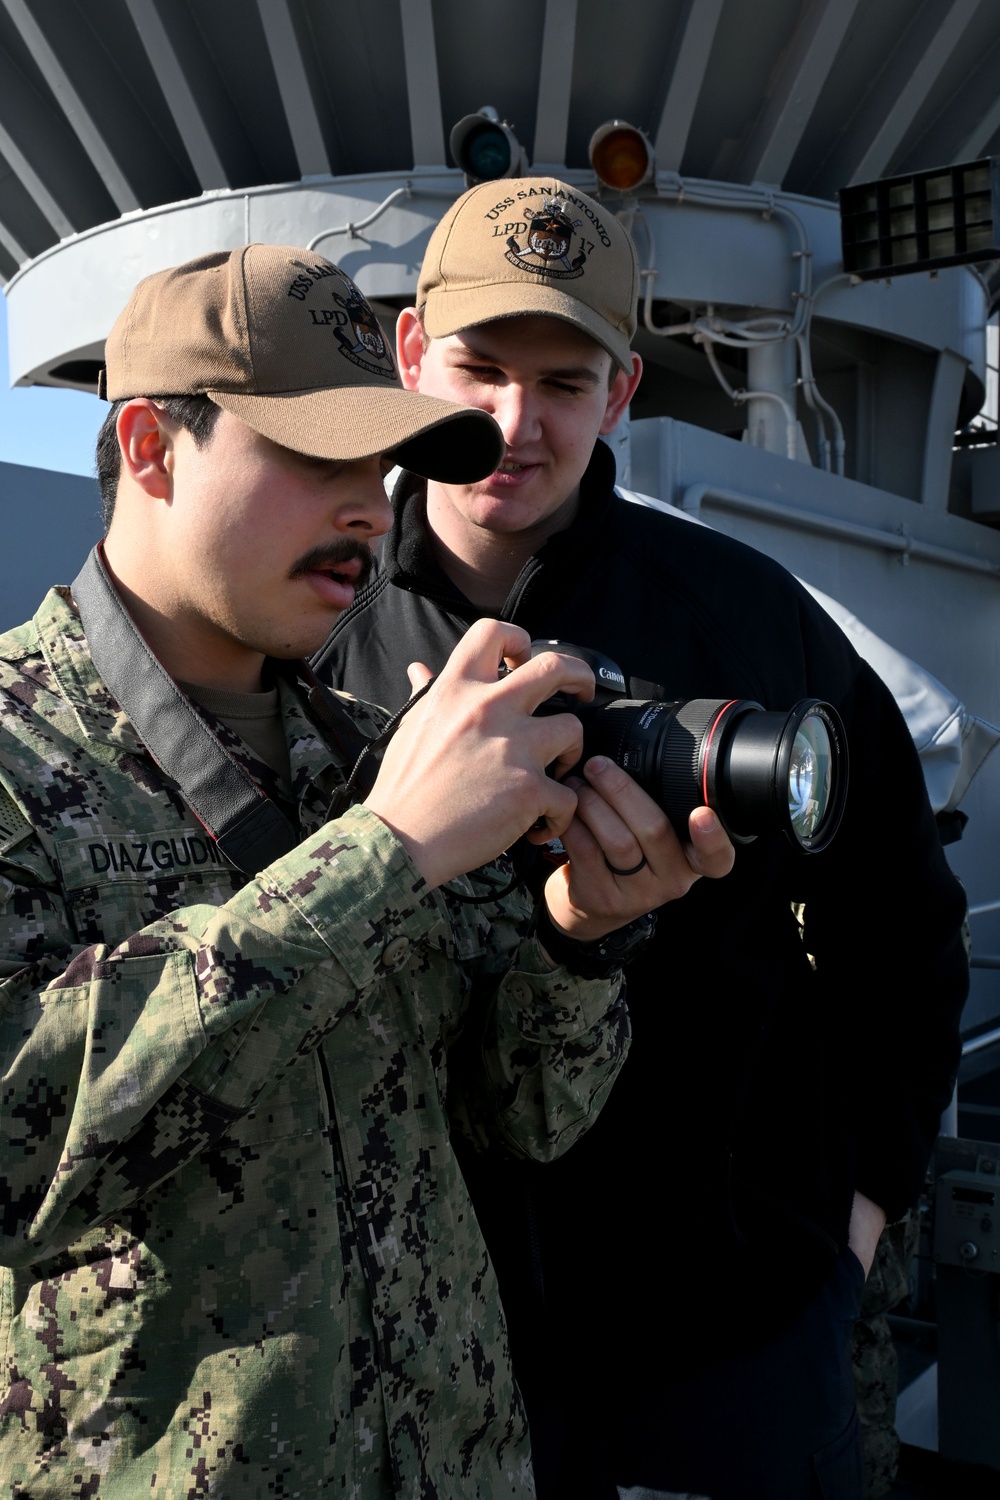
[289,539,374,590]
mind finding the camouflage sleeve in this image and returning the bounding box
[0,807,444,1265]
[443,875,631,1163]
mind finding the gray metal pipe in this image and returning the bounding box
[681,485,1000,579]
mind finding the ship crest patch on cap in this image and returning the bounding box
[289,259,396,380]
[331,282,394,378]
[504,199,587,281]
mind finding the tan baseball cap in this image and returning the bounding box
[418,177,638,370]
[102,244,503,483]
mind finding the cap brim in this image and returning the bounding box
[209,386,504,484]
[422,282,634,371]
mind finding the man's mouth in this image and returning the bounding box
[291,543,373,608]
[490,458,537,484]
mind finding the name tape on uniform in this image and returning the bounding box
[57,827,230,890]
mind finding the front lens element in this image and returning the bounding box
[787,712,834,841]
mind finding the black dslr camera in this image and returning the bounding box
[534,641,848,853]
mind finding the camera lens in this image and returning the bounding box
[529,643,848,853]
[583,695,847,853]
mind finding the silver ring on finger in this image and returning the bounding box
[603,854,648,877]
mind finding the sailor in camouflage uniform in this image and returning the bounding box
[0,245,734,1498]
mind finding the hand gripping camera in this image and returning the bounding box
[534,641,848,853]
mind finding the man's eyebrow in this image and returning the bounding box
[449,342,603,386]
[543,365,603,386]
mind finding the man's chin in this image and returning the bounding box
[263,614,348,663]
[468,489,552,534]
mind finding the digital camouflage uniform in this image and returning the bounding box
[852,1208,921,1499]
[0,587,630,1499]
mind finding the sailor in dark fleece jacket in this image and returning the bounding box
[314,177,968,1500]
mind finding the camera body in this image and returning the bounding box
[534,640,848,854]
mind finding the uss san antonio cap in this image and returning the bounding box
[417,177,639,371]
[102,244,503,484]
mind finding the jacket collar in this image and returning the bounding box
[35,586,344,806]
[382,439,620,620]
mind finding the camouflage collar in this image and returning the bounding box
[36,586,148,754]
[34,588,344,799]
[277,673,345,802]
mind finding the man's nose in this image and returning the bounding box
[493,385,541,446]
[337,458,393,536]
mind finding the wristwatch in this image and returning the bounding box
[533,902,658,979]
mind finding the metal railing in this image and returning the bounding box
[680,484,1000,578]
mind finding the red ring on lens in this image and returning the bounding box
[701,700,739,808]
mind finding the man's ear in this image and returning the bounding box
[115,399,174,500]
[396,308,425,392]
[600,354,643,435]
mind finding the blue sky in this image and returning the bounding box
[0,293,105,476]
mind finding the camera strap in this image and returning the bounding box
[72,544,377,875]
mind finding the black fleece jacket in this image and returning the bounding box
[314,440,967,1378]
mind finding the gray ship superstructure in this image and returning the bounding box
[2,0,1000,1471]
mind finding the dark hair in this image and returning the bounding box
[95,394,222,529]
